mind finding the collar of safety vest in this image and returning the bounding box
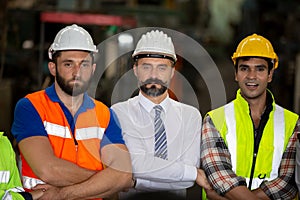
[45,84,95,110]
[235,89,275,111]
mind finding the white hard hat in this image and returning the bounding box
[48,24,98,60]
[132,30,177,62]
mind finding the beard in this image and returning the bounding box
[56,71,92,97]
[139,78,168,97]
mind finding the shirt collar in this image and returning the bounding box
[45,83,95,110]
[138,91,170,114]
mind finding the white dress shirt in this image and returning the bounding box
[111,92,202,195]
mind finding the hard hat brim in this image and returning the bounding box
[132,53,176,63]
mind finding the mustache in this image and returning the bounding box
[73,76,81,80]
[141,78,167,86]
[69,76,82,82]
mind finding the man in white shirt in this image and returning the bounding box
[111,30,210,199]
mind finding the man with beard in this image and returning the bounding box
[201,34,300,200]
[11,24,132,199]
[111,30,210,199]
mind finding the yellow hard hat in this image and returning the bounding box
[232,33,278,69]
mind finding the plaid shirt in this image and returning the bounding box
[201,115,299,200]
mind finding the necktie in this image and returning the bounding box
[154,105,168,160]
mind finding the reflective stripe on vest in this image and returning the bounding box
[0,171,10,184]
[44,121,72,138]
[6,187,24,193]
[224,102,284,189]
[23,91,110,195]
[224,103,237,172]
[2,186,25,200]
[76,127,105,140]
[44,121,105,140]
[22,176,45,189]
[2,191,12,200]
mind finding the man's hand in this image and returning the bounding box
[196,170,229,200]
[33,184,63,200]
[252,188,271,200]
[205,188,229,200]
[196,169,211,190]
[29,189,45,200]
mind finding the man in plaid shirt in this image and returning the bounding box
[201,34,299,200]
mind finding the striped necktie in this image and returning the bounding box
[154,105,168,160]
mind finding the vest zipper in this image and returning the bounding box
[72,128,78,152]
[248,153,257,189]
[74,138,78,151]
[248,120,264,189]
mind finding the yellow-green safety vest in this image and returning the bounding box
[202,90,298,199]
[0,132,25,199]
[208,90,298,189]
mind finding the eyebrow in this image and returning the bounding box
[239,64,267,68]
[140,63,169,67]
[61,59,91,63]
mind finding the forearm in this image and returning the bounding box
[39,158,96,186]
[259,130,298,200]
[58,167,132,200]
[252,188,270,200]
[205,189,229,200]
[40,144,132,200]
[201,116,248,195]
[224,186,258,200]
[69,143,133,198]
[19,136,96,187]
[259,176,297,200]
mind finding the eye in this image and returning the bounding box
[64,62,73,68]
[257,66,266,72]
[158,65,167,71]
[81,62,91,68]
[239,66,247,71]
[141,64,151,70]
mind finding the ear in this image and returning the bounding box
[92,63,96,74]
[234,71,238,82]
[170,67,175,79]
[48,62,56,76]
[268,68,274,83]
[133,64,138,77]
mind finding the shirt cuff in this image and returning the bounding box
[182,165,197,181]
[135,178,150,190]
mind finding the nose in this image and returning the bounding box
[72,63,81,76]
[150,67,159,79]
[247,68,257,79]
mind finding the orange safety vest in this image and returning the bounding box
[22,90,110,199]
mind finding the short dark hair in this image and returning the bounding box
[234,56,274,74]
